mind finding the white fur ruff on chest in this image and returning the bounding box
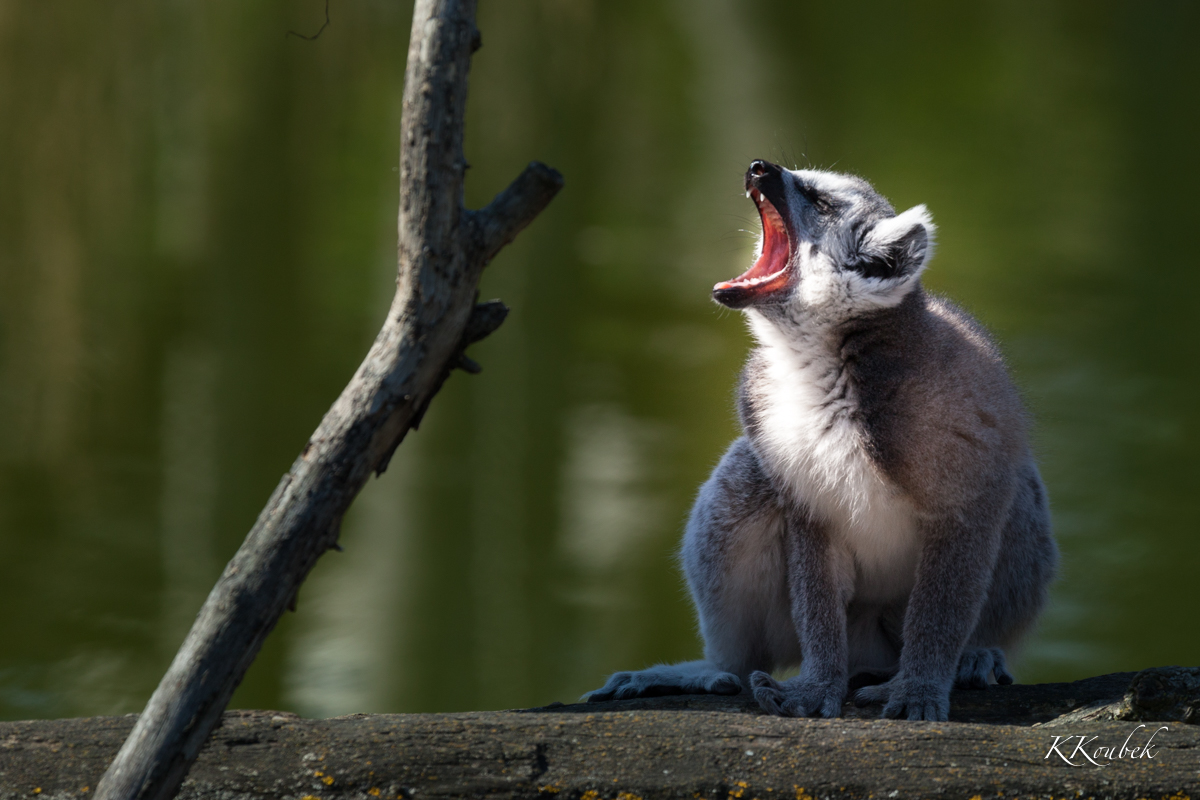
[749,316,921,603]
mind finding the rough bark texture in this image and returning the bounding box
[5,669,1199,800]
[92,2,562,799]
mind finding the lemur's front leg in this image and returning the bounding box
[854,509,1005,721]
[751,513,852,718]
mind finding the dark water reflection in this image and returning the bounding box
[1,1,1197,719]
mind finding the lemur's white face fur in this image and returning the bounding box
[714,161,936,321]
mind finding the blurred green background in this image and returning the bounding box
[1,1,1197,720]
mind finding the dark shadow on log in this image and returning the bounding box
[10,669,1200,799]
[93,2,561,799]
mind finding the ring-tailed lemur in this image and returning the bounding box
[586,160,1057,722]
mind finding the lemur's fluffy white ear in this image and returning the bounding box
[860,205,937,279]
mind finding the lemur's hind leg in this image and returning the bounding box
[958,461,1057,690]
[584,438,794,702]
[955,647,1013,689]
[584,661,741,702]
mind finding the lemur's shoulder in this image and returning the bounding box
[850,291,1028,508]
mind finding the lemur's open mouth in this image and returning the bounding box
[713,160,794,309]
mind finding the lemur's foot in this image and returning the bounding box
[749,671,845,718]
[955,647,1013,689]
[853,674,950,721]
[584,665,741,702]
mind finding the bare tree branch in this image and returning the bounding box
[286,0,331,41]
[467,161,568,265]
[93,2,561,799]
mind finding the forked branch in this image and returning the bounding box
[94,2,561,799]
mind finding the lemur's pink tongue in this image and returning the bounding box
[712,188,791,307]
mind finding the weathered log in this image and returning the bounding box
[8,670,1199,799]
[92,2,561,799]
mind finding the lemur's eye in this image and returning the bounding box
[798,185,834,216]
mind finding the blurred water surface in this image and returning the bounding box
[1,1,1197,719]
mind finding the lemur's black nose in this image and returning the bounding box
[745,160,782,193]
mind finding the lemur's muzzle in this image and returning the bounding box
[713,160,795,308]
